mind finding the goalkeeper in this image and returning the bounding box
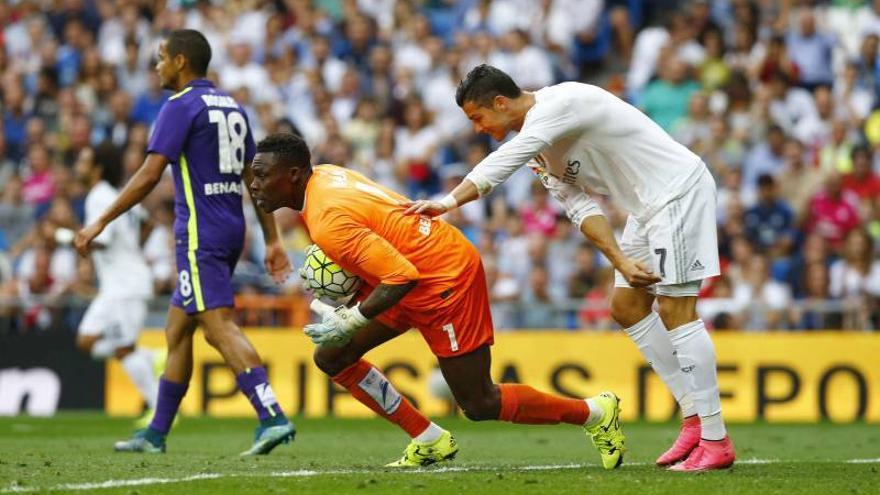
[248,132,626,469]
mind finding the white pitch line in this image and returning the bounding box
[1,473,222,493]
[3,459,879,493]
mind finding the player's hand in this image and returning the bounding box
[264,241,292,284]
[74,222,105,257]
[304,301,368,347]
[403,200,447,217]
[617,258,662,287]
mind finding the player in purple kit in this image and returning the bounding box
[75,29,295,455]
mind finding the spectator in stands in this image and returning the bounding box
[520,264,565,329]
[672,92,712,151]
[777,137,827,222]
[806,172,861,251]
[818,120,855,175]
[842,145,880,209]
[793,261,842,330]
[568,243,599,299]
[2,82,28,162]
[131,71,168,125]
[744,174,795,257]
[0,175,34,251]
[697,274,745,331]
[578,266,615,330]
[742,124,786,200]
[641,55,700,131]
[519,181,558,237]
[853,33,879,96]
[830,228,880,300]
[829,228,880,329]
[697,27,731,91]
[394,96,441,198]
[785,10,835,91]
[734,253,793,330]
[21,145,56,209]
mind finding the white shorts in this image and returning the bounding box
[78,295,148,346]
[614,170,720,296]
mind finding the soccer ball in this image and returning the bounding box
[300,244,361,300]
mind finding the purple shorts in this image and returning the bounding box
[170,247,241,314]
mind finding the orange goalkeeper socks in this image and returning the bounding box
[333,360,431,438]
[497,383,590,425]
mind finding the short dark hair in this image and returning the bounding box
[455,64,522,108]
[757,173,775,188]
[93,141,123,187]
[257,133,311,169]
[851,143,871,160]
[166,29,212,76]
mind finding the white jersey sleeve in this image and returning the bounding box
[465,97,585,196]
[85,185,115,246]
[528,160,603,228]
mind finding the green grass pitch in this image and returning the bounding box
[1,414,878,494]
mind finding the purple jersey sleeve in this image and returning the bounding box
[147,100,192,161]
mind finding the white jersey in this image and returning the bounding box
[465,82,708,225]
[85,181,153,299]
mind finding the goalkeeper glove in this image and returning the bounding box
[304,300,369,346]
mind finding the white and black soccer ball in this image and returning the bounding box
[301,244,362,300]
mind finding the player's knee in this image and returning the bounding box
[611,296,644,328]
[312,348,358,377]
[114,345,135,360]
[459,396,500,422]
[201,328,222,349]
[75,336,94,354]
[657,297,698,329]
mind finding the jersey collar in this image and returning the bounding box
[186,78,215,88]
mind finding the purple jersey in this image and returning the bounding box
[147,79,255,251]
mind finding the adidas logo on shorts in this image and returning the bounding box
[690,259,705,272]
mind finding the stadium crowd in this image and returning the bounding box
[1,0,880,332]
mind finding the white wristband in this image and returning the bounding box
[346,303,369,328]
[439,194,458,210]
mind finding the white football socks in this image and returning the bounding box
[584,398,604,427]
[624,312,697,418]
[414,422,444,443]
[668,319,726,441]
[121,349,159,410]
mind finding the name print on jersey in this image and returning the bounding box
[563,159,580,185]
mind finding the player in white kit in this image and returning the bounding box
[73,144,158,423]
[407,65,735,472]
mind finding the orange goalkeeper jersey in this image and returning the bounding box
[301,164,481,311]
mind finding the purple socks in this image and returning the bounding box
[148,377,188,435]
[236,366,285,424]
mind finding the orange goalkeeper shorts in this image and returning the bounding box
[375,263,495,358]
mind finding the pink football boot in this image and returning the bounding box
[668,436,736,472]
[656,415,701,466]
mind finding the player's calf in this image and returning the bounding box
[457,394,501,422]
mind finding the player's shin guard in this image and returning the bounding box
[236,366,286,424]
[669,320,726,441]
[333,360,430,437]
[624,312,696,417]
[497,383,590,425]
[149,377,188,435]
